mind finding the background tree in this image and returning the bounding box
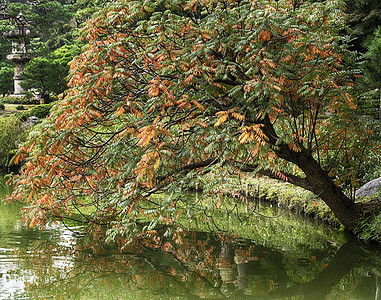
[344,0,381,52]
[21,44,81,101]
[0,115,27,169]
[0,0,106,96]
[8,0,379,240]
[20,57,66,101]
[360,27,381,119]
[0,62,13,95]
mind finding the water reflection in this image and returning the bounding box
[0,174,380,299]
[0,223,377,299]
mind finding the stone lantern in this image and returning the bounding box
[4,25,31,96]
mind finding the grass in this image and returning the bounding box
[246,177,339,225]
[4,104,36,111]
[174,175,381,242]
[238,176,381,242]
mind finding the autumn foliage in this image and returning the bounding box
[8,0,377,237]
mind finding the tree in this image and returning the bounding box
[344,0,381,52]
[0,0,74,52]
[9,0,378,239]
[0,0,99,95]
[362,27,381,87]
[20,45,81,100]
[72,0,110,26]
[0,115,27,169]
[20,57,65,100]
[0,62,13,95]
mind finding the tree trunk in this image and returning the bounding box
[275,144,363,230]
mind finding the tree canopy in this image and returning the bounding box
[8,0,378,240]
[344,0,381,52]
[0,0,105,95]
[20,45,81,99]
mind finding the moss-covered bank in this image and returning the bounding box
[242,177,381,243]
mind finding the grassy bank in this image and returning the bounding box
[239,177,381,242]
[172,175,381,242]
[3,104,36,111]
[245,177,338,223]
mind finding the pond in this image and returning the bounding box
[0,176,380,299]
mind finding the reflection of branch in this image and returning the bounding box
[264,238,380,300]
[140,255,205,298]
[167,247,227,297]
[146,234,227,297]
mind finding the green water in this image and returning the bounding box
[0,177,380,299]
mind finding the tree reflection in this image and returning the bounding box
[261,237,381,299]
[14,229,381,299]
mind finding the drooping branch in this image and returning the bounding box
[240,163,313,192]
[178,158,218,171]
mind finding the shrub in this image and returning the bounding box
[0,103,4,110]
[29,103,53,119]
[16,105,26,111]
[16,111,31,122]
[1,96,39,105]
[0,115,28,168]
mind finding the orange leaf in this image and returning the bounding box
[27,190,34,203]
[29,217,36,228]
[154,156,161,170]
[116,106,124,116]
[258,29,271,42]
[214,115,228,127]
[148,85,159,97]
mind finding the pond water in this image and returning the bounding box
[0,176,380,299]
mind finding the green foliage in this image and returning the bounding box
[15,104,25,110]
[0,64,13,95]
[52,44,81,67]
[0,96,38,105]
[0,103,4,111]
[72,0,109,26]
[356,212,381,242]
[353,27,381,183]
[29,103,53,119]
[16,103,54,121]
[20,44,81,97]
[361,27,381,92]
[0,115,27,167]
[2,1,73,53]
[345,0,381,52]
[21,57,67,96]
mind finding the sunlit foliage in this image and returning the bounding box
[0,115,27,169]
[8,0,378,238]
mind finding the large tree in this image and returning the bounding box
[344,0,381,53]
[20,45,81,100]
[0,0,106,95]
[9,0,378,238]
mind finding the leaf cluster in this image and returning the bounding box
[7,0,378,239]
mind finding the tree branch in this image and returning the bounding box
[239,163,314,192]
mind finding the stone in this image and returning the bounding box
[4,26,31,96]
[356,177,381,197]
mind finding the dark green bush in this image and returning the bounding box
[29,103,53,119]
[17,111,31,122]
[0,103,4,110]
[0,115,28,168]
[16,105,26,111]
[1,96,38,105]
